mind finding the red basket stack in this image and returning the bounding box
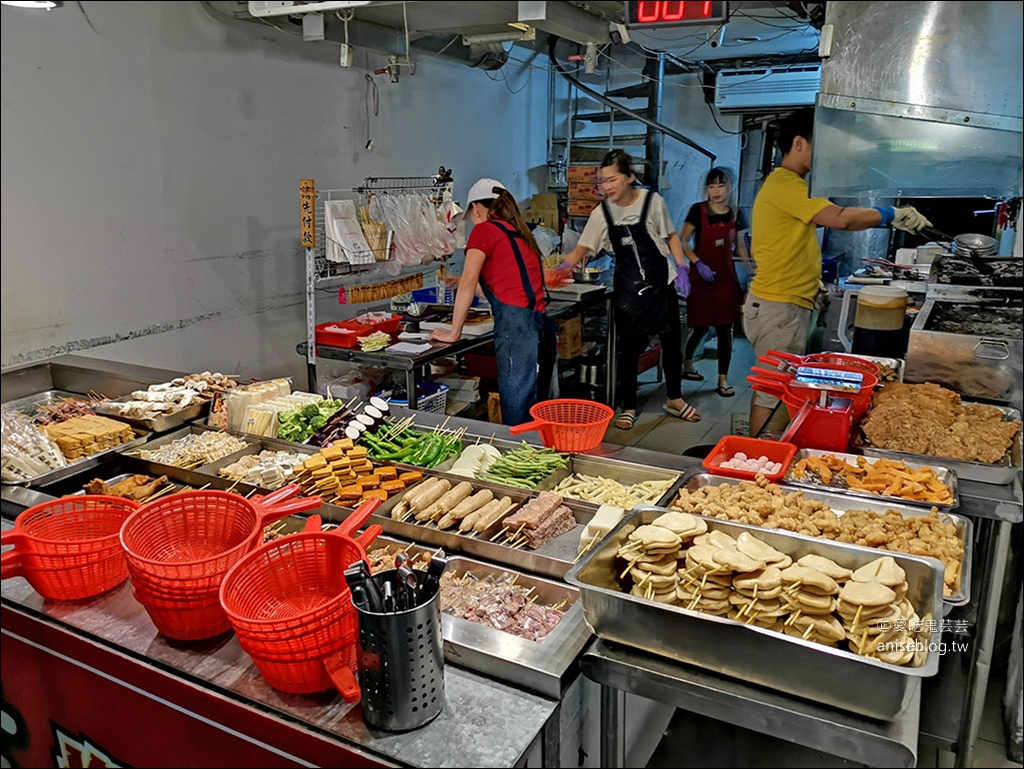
[509,399,614,452]
[1,496,139,601]
[219,500,382,700]
[119,485,320,641]
[749,351,879,423]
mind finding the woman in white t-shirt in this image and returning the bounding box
[551,150,700,430]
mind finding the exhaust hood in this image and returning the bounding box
[810,1,1023,199]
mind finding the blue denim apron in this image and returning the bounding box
[480,221,557,427]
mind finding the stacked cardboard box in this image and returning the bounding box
[567,166,601,217]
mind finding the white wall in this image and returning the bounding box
[0,1,548,379]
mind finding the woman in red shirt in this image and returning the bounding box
[430,178,556,426]
[681,168,753,398]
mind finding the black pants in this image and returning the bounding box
[616,291,683,412]
[685,324,734,378]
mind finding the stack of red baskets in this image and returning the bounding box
[119,485,320,641]
[749,351,880,422]
[1,496,139,600]
[219,499,382,700]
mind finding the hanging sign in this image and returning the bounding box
[300,179,316,249]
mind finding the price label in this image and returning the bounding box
[300,178,316,249]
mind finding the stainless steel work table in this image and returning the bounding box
[584,639,922,767]
[0,535,559,769]
[297,297,608,401]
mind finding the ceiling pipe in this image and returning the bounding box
[547,35,717,162]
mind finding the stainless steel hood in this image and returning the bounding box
[810,1,1023,199]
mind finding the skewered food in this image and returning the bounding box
[136,432,248,468]
[84,474,169,501]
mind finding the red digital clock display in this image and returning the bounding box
[625,1,728,28]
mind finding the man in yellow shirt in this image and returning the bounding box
[746,108,930,437]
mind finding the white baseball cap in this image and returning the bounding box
[463,178,507,215]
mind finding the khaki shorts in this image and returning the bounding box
[742,294,812,409]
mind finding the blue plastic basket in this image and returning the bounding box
[411,287,479,307]
[384,381,449,414]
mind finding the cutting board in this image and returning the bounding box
[548,283,607,299]
[420,319,495,337]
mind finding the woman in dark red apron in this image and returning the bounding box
[681,168,752,398]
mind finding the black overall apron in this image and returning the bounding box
[602,192,670,334]
[602,192,683,411]
[479,221,558,426]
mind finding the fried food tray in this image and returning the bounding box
[782,448,959,511]
[681,474,971,612]
[855,403,1023,486]
[565,505,944,720]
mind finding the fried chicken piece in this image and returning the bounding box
[83,478,111,495]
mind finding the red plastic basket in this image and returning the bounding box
[509,399,614,452]
[315,315,402,350]
[1,496,138,600]
[702,436,798,482]
[762,350,881,380]
[131,586,231,640]
[121,484,321,640]
[219,500,382,698]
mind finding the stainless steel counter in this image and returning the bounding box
[0,534,557,769]
[584,640,921,768]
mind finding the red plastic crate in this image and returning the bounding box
[702,436,797,482]
[315,316,402,349]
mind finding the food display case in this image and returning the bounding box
[906,286,1024,405]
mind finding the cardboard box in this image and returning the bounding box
[568,199,599,217]
[557,315,582,360]
[567,165,598,183]
[525,193,561,233]
[568,183,602,201]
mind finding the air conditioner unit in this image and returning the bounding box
[248,1,371,18]
[714,64,821,113]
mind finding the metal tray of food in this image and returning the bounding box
[316,476,592,581]
[126,425,254,470]
[1,389,97,418]
[2,426,152,488]
[190,438,315,480]
[679,474,971,612]
[93,394,209,434]
[34,452,266,501]
[855,403,1023,486]
[848,355,905,383]
[782,448,959,511]
[535,454,680,509]
[363,537,589,698]
[565,506,944,720]
[70,471,186,503]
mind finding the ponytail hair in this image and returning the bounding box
[479,188,542,257]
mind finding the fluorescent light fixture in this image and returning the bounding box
[1,1,62,7]
[248,1,370,18]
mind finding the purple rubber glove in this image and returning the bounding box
[694,260,716,282]
[674,268,690,298]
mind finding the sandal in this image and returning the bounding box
[663,403,702,423]
[682,370,704,381]
[614,411,637,430]
[716,384,736,398]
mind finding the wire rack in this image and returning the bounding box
[311,174,454,283]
